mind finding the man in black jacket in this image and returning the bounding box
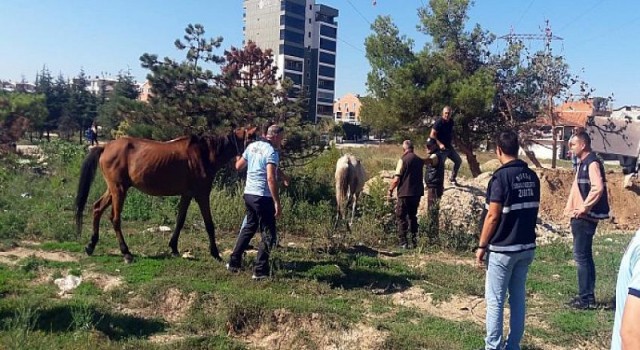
[430,106,462,185]
[424,138,446,234]
[388,140,424,249]
[476,131,540,349]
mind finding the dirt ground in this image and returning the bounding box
[537,168,640,230]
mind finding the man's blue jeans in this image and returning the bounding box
[485,249,535,350]
[571,218,598,302]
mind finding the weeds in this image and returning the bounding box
[1,302,41,350]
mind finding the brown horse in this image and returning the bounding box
[75,127,256,263]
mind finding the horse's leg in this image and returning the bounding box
[110,185,133,263]
[195,194,222,262]
[169,195,191,257]
[349,192,358,227]
[86,190,112,256]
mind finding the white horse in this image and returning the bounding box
[335,154,366,226]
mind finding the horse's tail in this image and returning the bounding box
[75,146,104,237]
[335,156,351,220]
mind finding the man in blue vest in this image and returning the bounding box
[476,131,540,350]
[564,130,610,309]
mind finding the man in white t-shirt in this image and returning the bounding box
[611,228,640,349]
[227,125,284,280]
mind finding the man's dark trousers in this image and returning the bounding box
[229,194,276,275]
[396,196,421,247]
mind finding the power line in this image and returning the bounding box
[574,14,640,46]
[337,36,365,54]
[345,0,372,26]
[557,0,606,33]
[514,0,536,28]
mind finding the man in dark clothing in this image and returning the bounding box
[430,106,462,185]
[564,131,610,309]
[476,131,541,350]
[424,138,446,234]
[388,140,424,249]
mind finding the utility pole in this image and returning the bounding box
[499,20,564,168]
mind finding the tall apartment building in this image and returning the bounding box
[243,0,338,123]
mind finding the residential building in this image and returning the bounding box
[333,93,361,125]
[15,82,36,93]
[1,80,36,93]
[1,80,16,92]
[610,105,640,121]
[527,100,598,160]
[88,76,117,96]
[138,80,152,103]
[243,0,338,123]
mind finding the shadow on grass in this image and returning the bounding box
[0,304,166,340]
[281,260,413,294]
[276,244,416,294]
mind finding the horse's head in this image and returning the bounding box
[229,126,258,156]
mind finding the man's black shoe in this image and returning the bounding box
[566,297,596,310]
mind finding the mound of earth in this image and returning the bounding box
[244,308,387,350]
[364,165,640,241]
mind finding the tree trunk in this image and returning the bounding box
[457,140,481,177]
[524,150,543,168]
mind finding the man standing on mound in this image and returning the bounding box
[228,125,284,280]
[430,106,462,186]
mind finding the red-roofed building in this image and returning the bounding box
[528,99,611,159]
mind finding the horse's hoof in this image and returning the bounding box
[123,254,134,264]
[85,245,94,256]
[212,254,223,262]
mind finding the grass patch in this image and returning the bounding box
[40,241,85,253]
[377,310,484,350]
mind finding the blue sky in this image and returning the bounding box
[1,0,639,107]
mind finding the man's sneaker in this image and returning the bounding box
[226,263,239,273]
[449,179,459,186]
[252,273,269,281]
[566,296,596,310]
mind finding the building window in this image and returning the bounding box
[320,38,336,51]
[284,72,303,85]
[317,105,333,115]
[284,59,303,72]
[320,25,337,38]
[318,79,334,90]
[281,29,304,43]
[319,52,335,65]
[318,65,335,78]
[280,14,305,30]
[283,44,305,58]
[282,1,305,16]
